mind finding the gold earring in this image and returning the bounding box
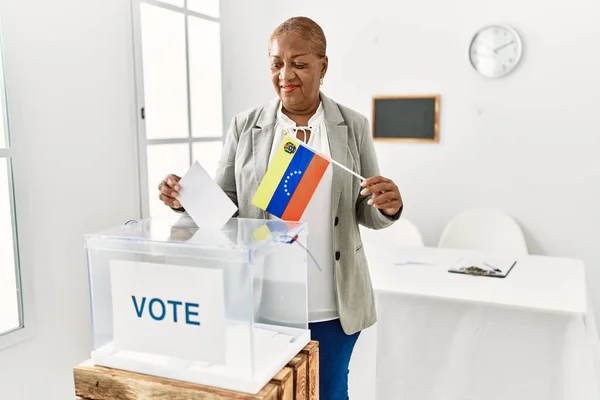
[320,77,324,86]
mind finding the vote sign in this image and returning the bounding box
[109,260,226,364]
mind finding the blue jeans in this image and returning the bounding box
[309,319,361,400]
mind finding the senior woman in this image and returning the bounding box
[159,16,403,399]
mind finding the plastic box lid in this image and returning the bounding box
[84,214,308,262]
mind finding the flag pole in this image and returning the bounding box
[284,131,366,182]
[292,132,366,181]
[329,158,366,181]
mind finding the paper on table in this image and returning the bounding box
[176,161,238,228]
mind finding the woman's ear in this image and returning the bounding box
[321,56,329,77]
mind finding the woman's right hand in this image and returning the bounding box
[158,174,182,209]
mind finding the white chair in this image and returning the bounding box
[360,217,424,248]
[438,207,528,256]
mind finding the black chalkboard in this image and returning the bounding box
[372,95,440,142]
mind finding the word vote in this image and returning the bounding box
[131,295,200,326]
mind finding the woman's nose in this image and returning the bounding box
[279,65,294,81]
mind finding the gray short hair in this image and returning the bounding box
[269,16,327,58]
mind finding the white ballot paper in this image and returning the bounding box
[177,161,238,228]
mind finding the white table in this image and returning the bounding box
[349,246,600,400]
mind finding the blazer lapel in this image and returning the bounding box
[251,97,279,184]
[249,97,279,219]
[327,121,348,219]
[252,124,275,186]
[321,92,348,220]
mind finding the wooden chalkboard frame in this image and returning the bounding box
[371,94,440,143]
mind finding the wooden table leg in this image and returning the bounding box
[300,341,319,400]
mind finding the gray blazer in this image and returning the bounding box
[215,91,399,334]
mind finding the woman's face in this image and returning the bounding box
[269,34,327,112]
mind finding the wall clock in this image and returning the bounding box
[469,25,523,78]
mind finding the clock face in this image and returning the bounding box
[469,25,523,78]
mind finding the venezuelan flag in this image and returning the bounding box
[252,136,330,221]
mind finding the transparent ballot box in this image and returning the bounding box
[84,215,310,394]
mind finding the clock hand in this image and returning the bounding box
[494,40,514,52]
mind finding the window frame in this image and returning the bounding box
[0,25,33,350]
[131,0,224,218]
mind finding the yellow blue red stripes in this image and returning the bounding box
[251,137,299,210]
[252,136,330,220]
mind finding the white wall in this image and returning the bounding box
[0,0,595,397]
[0,0,139,398]
[220,1,276,122]
[220,0,600,319]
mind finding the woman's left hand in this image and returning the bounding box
[360,176,403,216]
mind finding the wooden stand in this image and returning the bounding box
[74,341,319,400]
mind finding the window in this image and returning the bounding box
[132,0,223,217]
[0,30,23,342]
